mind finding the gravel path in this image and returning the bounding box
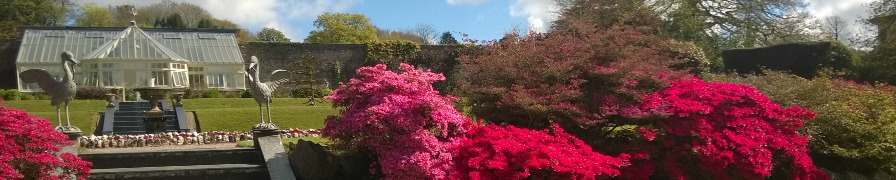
[82,143,241,153]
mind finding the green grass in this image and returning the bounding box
[1,98,338,133]
[0,100,105,133]
[182,98,336,131]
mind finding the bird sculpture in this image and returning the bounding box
[245,56,290,130]
[19,51,81,132]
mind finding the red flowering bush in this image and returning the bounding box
[452,122,628,180]
[636,79,827,179]
[460,24,693,147]
[322,64,471,179]
[0,98,91,179]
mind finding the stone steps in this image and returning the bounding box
[89,164,266,180]
[110,102,181,135]
[81,148,268,179]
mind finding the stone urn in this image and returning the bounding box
[133,86,172,134]
[172,92,184,106]
[105,94,116,107]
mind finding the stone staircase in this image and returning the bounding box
[81,148,268,180]
[112,102,180,135]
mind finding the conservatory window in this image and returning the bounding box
[102,71,118,86]
[190,74,206,87]
[151,71,169,86]
[151,63,169,69]
[84,72,98,86]
[208,74,225,88]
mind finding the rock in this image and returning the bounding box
[289,140,371,180]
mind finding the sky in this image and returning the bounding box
[72,0,877,43]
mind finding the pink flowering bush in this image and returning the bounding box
[452,122,628,180]
[0,98,91,179]
[322,64,471,179]
[634,79,828,179]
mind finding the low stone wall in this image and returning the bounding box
[79,129,321,149]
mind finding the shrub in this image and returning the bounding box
[460,24,691,147]
[0,89,20,100]
[452,122,628,180]
[636,79,827,179]
[322,63,471,179]
[705,72,896,174]
[0,98,92,179]
[75,87,107,100]
[241,89,252,98]
[19,93,34,100]
[201,89,221,98]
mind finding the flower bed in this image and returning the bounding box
[79,129,321,149]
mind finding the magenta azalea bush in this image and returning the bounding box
[322,63,471,179]
[635,79,828,179]
[452,122,628,180]
[0,98,92,180]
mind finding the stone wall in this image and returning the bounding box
[0,41,461,91]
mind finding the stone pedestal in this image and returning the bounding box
[252,126,296,180]
[57,127,82,155]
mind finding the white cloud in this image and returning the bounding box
[805,0,875,44]
[509,0,559,33]
[70,0,361,42]
[446,0,487,5]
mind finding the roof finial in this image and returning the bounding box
[129,8,138,26]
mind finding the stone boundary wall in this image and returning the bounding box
[0,41,459,90]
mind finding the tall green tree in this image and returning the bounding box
[197,18,215,28]
[257,27,290,42]
[305,12,378,43]
[154,13,186,28]
[0,0,69,39]
[74,3,114,27]
[439,31,459,45]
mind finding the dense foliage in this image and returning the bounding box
[322,63,471,179]
[306,13,378,43]
[365,41,421,69]
[0,98,91,179]
[705,72,896,175]
[460,24,691,146]
[452,122,627,180]
[637,79,827,179]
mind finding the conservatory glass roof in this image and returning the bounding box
[16,25,243,64]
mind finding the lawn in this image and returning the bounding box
[181,98,336,131]
[1,98,339,133]
[0,100,105,133]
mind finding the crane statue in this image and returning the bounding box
[19,51,81,132]
[245,56,290,130]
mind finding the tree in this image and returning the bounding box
[821,16,851,42]
[257,27,290,42]
[197,18,215,28]
[411,24,438,45]
[154,13,186,28]
[292,51,325,105]
[439,31,458,45]
[0,0,69,39]
[110,4,136,26]
[306,12,378,43]
[376,27,425,44]
[74,3,114,27]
